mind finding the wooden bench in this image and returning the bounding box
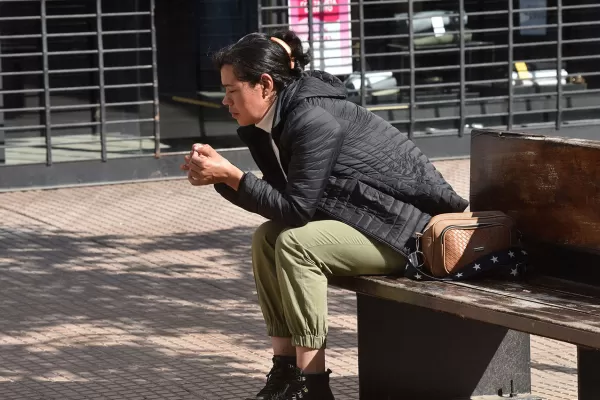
[330,129,600,400]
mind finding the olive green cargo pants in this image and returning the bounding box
[252,219,407,350]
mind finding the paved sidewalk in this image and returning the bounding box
[0,159,576,399]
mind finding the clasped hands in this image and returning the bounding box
[180,143,244,190]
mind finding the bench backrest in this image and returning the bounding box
[470,129,600,284]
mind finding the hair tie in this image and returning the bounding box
[270,37,296,69]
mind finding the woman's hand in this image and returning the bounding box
[180,144,244,190]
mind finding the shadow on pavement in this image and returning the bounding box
[0,223,358,399]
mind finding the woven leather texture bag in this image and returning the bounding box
[416,211,517,278]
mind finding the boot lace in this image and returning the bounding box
[256,362,291,397]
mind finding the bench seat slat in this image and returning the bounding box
[452,279,600,317]
[329,276,600,349]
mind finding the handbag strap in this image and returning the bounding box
[405,246,529,281]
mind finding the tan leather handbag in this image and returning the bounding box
[416,211,518,278]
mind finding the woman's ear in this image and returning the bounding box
[260,73,275,98]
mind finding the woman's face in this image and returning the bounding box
[221,65,275,126]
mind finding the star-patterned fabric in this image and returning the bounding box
[405,247,529,281]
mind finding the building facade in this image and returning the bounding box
[1,0,599,190]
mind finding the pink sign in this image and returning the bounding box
[289,0,353,76]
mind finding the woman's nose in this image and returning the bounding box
[222,95,231,106]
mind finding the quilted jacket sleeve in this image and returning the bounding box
[227,105,343,227]
[214,181,240,204]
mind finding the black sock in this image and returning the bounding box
[274,355,296,365]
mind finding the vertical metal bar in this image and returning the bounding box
[308,0,314,71]
[408,0,415,139]
[458,0,466,137]
[0,44,4,165]
[96,0,107,162]
[134,0,143,151]
[257,0,263,33]
[150,0,161,157]
[359,0,366,107]
[319,0,324,71]
[556,0,563,130]
[277,0,284,29]
[41,0,53,165]
[507,0,514,131]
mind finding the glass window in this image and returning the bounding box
[155,0,257,151]
[257,0,600,139]
[0,0,157,165]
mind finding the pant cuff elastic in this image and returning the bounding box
[267,323,292,338]
[292,334,327,350]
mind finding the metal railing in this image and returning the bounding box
[2,0,599,173]
[0,0,160,165]
[258,0,600,139]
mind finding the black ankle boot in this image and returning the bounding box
[246,356,297,400]
[280,368,335,400]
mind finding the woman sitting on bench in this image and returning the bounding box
[181,30,468,400]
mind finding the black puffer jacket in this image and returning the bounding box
[215,71,469,255]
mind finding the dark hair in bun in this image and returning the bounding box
[213,30,312,92]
